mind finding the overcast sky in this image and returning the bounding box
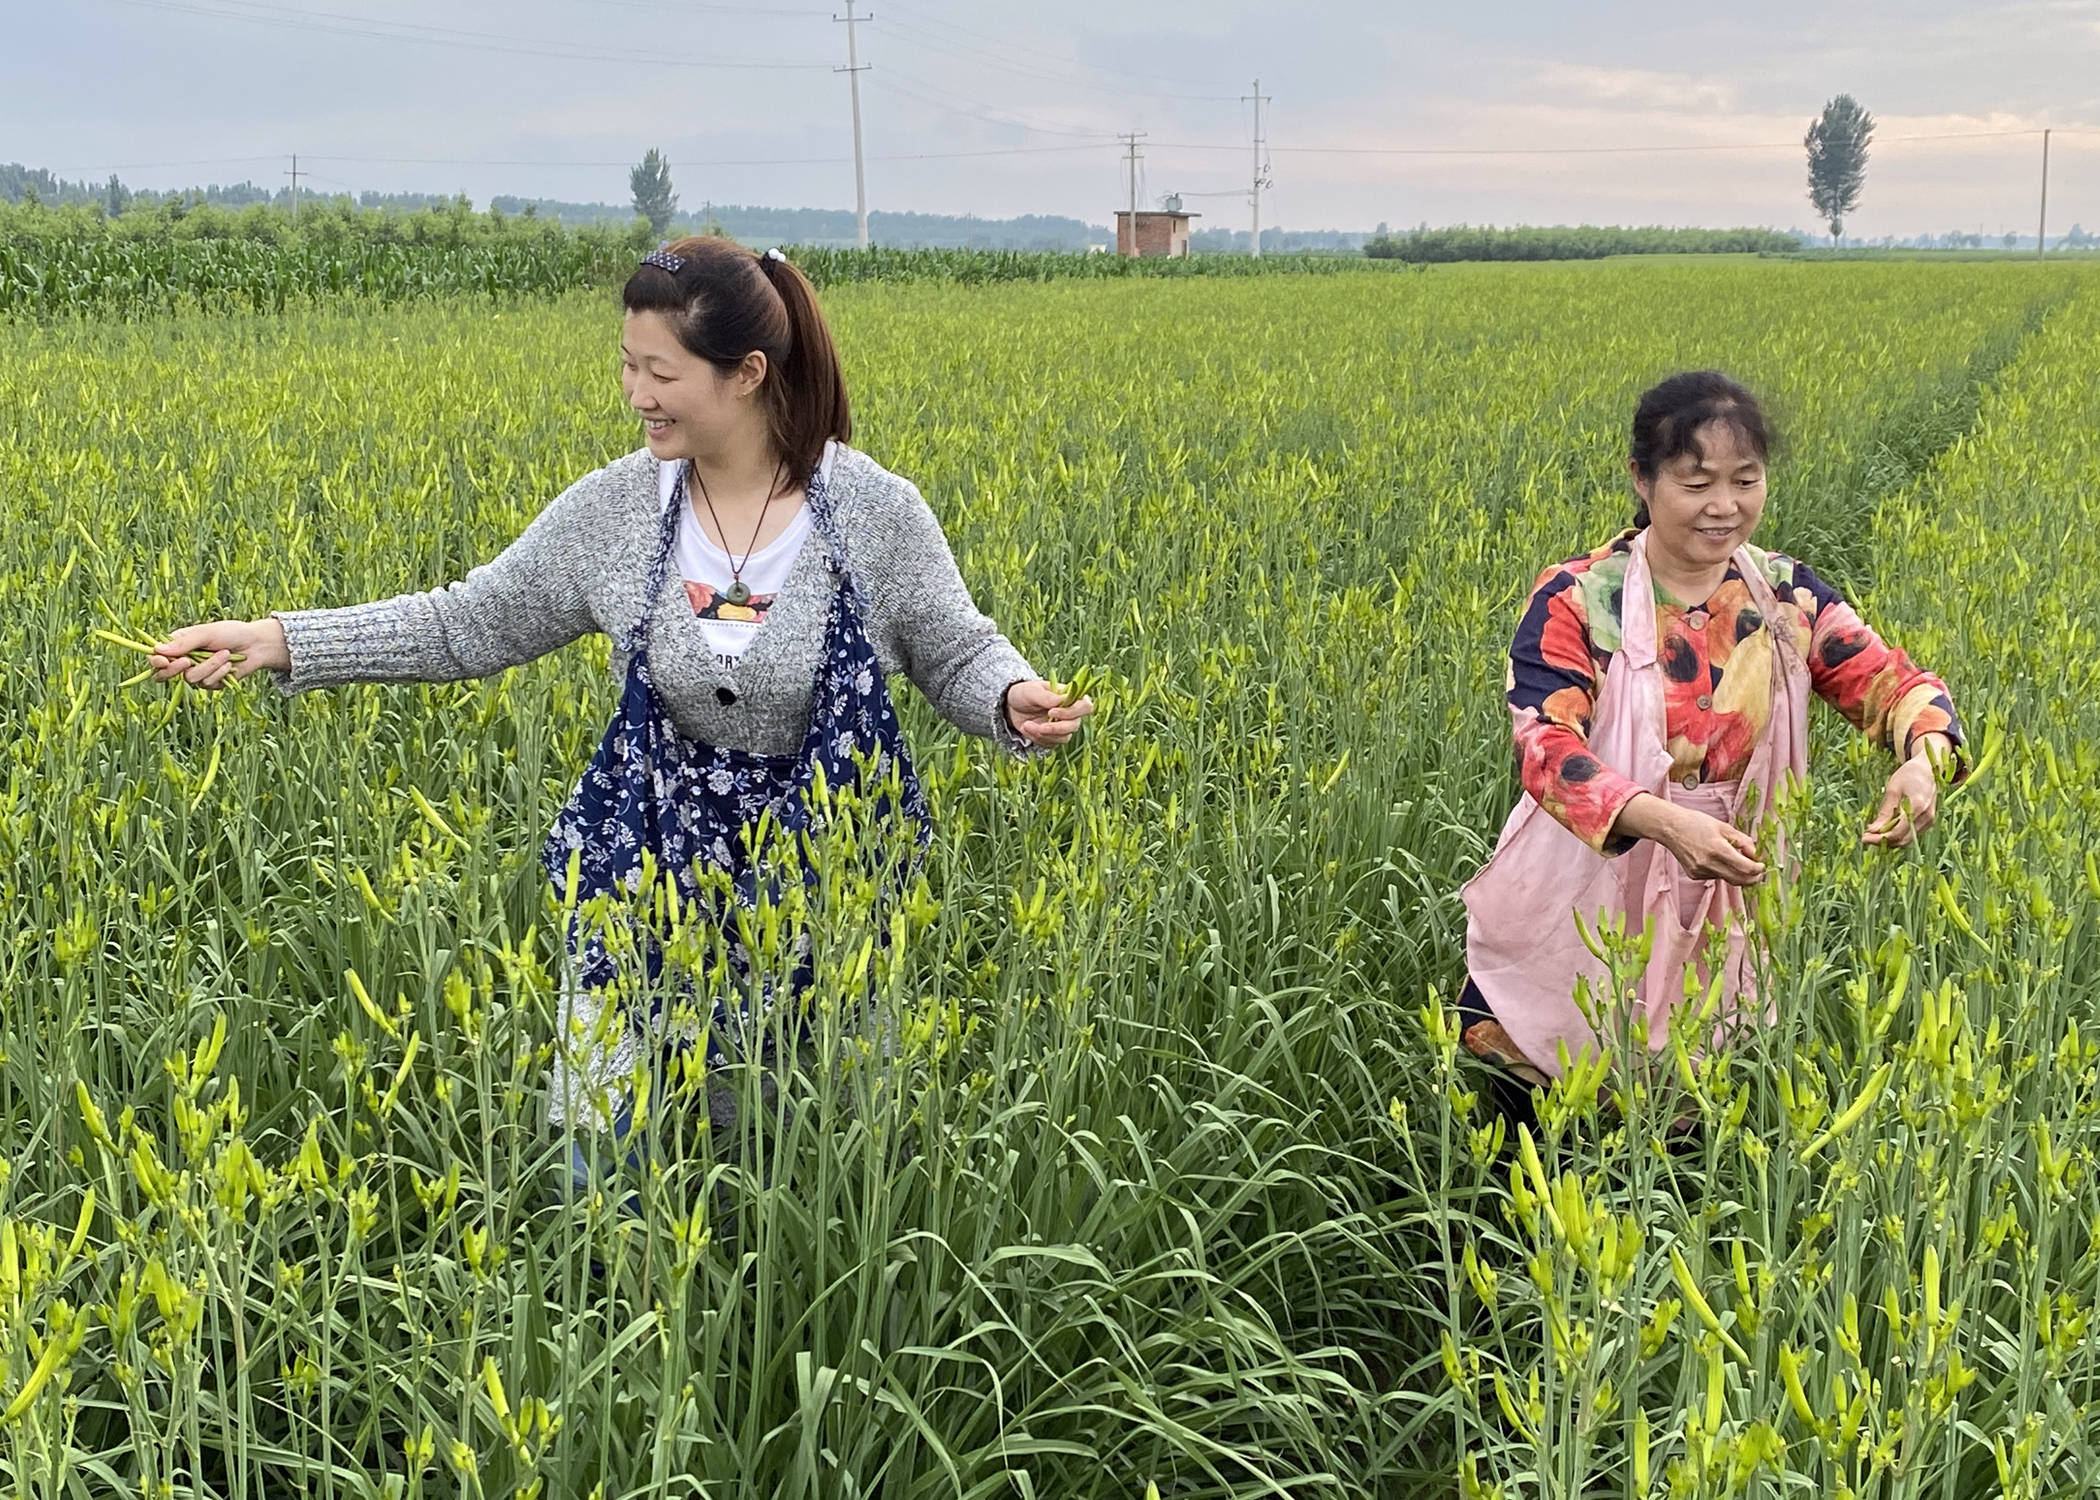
[11,0,2100,234]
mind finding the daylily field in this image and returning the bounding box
[5,257,2100,1497]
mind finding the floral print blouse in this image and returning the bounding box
[1509,532,1961,854]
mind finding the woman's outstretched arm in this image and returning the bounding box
[151,465,612,693]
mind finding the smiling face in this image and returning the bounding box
[1633,419,1769,580]
[620,309,768,462]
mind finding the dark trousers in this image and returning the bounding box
[1454,977,1541,1130]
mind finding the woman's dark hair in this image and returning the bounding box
[621,236,850,490]
[1628,370,1770,527]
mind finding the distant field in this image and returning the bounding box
[1773,246,2100,261]
[5,259,2099,1497]
[0,205,1388,319]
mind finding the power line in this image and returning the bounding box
[872,14,1236,103]
[305,154,685,166]
[575,0,831,14]
[873,77,1125,140]
[870,67,1119,140]
[874,143,1105,162]
[45,125,2093,196]
[92,0,834,69]
[40,154,286,175]
[289,144,1106,168]
[1145,128,2056,158]
[878,0,1227,95]
[872,65,1121,137]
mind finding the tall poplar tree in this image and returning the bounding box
[1805,95,1875,245]
[630,149,678,239]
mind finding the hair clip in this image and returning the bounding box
[641,249,686,274]
[762,247,787,263]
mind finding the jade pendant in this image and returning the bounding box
[724,580,752,607]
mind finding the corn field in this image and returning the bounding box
[0,209,1386,320]
[4,258,2099,1498]
[0,237,644,320]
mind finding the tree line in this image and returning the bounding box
[1364,225,1803,261]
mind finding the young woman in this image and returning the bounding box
[150,235,1095,1144]
[1459,371,1960,1100]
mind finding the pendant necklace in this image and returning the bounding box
[692,459,786,607]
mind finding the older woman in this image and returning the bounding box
[1459,370,1960,1102]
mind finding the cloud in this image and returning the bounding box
[1529,63,1739,114]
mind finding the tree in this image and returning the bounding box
[1804,94,1874,245]
[630,149,677,239]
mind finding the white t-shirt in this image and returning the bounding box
[660,443,833,665]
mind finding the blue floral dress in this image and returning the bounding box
[542,461,929,1131]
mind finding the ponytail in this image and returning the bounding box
[622,237,851,489]
[754,251,852,487]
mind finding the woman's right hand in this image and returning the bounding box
[1613,792,1765,886]
[149,618,290,690]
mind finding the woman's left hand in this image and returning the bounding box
[1004,679,1096,749]
[1864,738,1948,848]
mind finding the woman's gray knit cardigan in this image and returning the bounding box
[270,443,1037,755]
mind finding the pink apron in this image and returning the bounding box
[1461,531,1810,1078]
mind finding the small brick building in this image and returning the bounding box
[1115,208,1199,258]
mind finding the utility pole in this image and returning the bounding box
[1242,79,1270,257]
[1118,131,1146,256]
[835,0,871,249]
[2038,128,2052,259]
[286,153,301,223]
